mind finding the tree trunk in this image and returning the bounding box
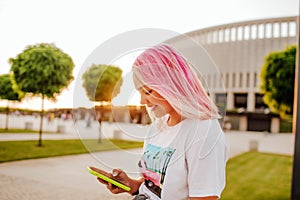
[38,95,44,147]
[5,100,9,131]
[98,112,102,143]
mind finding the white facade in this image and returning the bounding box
[166,16,298,114]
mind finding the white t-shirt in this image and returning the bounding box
[137,118,229,200]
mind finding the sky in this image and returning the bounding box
[0,0,299,110]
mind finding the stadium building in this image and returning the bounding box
[166,16,298,132]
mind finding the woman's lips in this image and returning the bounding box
[150,105,158,111]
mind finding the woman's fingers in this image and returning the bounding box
[90,166,110,176]
[91,167,130,194]
[97,177,108,185]
[112,168,124,178]
[106,182,124,194]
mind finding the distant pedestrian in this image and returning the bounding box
[86,115,92,128]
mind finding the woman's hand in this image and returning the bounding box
[90,167,143,195]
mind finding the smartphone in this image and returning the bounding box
[86,167,131,191]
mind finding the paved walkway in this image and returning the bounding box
[0,122,295,199]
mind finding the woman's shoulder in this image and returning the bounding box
[182,118,221,129]
[182,119,225,158]
[181,118,223,139]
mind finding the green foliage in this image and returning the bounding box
[260,45,296,119]
[280,117,293,133]
[9,43,74,146]
[82,64,123,102]
[0,107,40,114]
[9,43,74,99]
[0,74,24,130]
[0,74,23,101]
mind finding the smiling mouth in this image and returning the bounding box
[150,105,158,111]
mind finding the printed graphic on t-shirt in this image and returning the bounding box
[138,144,176,198]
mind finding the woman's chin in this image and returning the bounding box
[153,111,167,118]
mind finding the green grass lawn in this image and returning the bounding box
[0,139,144,162]
[0,139,293,199]
[0,128,55,134]
[221,152,292,200]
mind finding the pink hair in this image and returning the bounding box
[132,44,219,120]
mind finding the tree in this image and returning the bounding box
[0,74,24,130]
[9,43,74,146]
[260,45,296,119]
[82,64,123,142]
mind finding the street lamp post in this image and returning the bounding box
[291,22,300,200]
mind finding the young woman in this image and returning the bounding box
[92,44,229,200]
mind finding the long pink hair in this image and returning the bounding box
[132,44,219,120]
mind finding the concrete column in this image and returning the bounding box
[247,92,255,111]
[210,92,216,103]
[239,116,248,131]
[271,117,280,133]
[226,92,234,110]
[113,130,123,139]
[124,112,131,123]
[57,125,66,133]
[25,122,33,130]
[249,140,259,151]
[109,113,113,122]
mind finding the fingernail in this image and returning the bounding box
[112,172,118,177]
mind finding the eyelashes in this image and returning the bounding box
[145,89,153,95]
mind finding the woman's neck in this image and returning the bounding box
[167,111,183,126]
